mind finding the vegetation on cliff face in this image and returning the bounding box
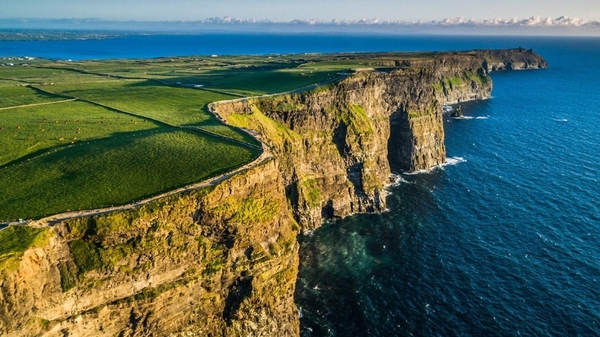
[335,104,374,135]
[0,160,301,336]
[227,105,302,147]
[0,226,52,271]
[223,95,385,229]
[215,49,548,233]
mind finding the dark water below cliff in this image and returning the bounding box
[296,38,600,336]
[2,34,599,336]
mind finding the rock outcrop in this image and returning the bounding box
[480,47,548,72]
[0,49,546,336]
[0,161,299,337]
[216,49,545,230]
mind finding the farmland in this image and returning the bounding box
[0,52,434,221]
[0,130,255,220]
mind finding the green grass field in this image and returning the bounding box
[0,129,257,221]
[0,100,159,166]
[41,56,343,96]
[0,85,64,108]
[45,80,259,145]
[0,52,435,222]
[0,58,267,221]
[50,80,228,125]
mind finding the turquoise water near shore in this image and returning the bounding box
[2,33,599,336]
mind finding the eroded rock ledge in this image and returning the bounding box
[0,49,546,337]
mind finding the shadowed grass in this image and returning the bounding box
[49,81,231,126]
[0,129,258,221]
[0,85,64,108]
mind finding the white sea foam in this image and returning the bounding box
[404,156,467,175]
[387,173,409,186]
[444,156,467,166]
[452,115,490,120]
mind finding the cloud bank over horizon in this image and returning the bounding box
[199,15,600,27]
[2,15,600,36]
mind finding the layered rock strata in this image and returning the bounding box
[0,49,546,336]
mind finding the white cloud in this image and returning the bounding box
[196,15,599,28]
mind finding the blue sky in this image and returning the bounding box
[3,0,600,22]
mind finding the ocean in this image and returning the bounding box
[2,34,599,336]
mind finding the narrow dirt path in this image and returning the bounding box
[0,98,77,111]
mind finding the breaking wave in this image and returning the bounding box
[403,157,467,175]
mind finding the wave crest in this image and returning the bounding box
[404,156,467,175]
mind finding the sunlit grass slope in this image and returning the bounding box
[0,100,158,166]
[0,130,257,221]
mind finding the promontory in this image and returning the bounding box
[0,48,547,336]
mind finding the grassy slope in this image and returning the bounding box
[0,100,159,166]
[0,130,257,220]
[0,52,439,221]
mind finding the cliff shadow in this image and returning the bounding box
[332,122,369,203]
[387,107,414,173]
[223,276,253,325]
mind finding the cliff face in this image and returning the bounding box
[479,48,549,72]
[0,160,300,337]
[0,49,546,336]
[216,53,500,230]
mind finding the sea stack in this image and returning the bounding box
[452,105,464,118]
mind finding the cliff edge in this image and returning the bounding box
[0,49,546,336]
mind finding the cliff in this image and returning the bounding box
[479,48,548,72]
[0,160,300,337]
[215,49,545,230]
[0,49,546,336]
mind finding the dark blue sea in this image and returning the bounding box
[2,34,599,336]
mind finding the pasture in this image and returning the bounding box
[0,129,256,221]
[0,58,265,222]
[0,51,427,221]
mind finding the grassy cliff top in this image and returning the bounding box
[0,49,546,222]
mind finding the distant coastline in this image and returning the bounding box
[0,30,123,41]
[0,34,592,61]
